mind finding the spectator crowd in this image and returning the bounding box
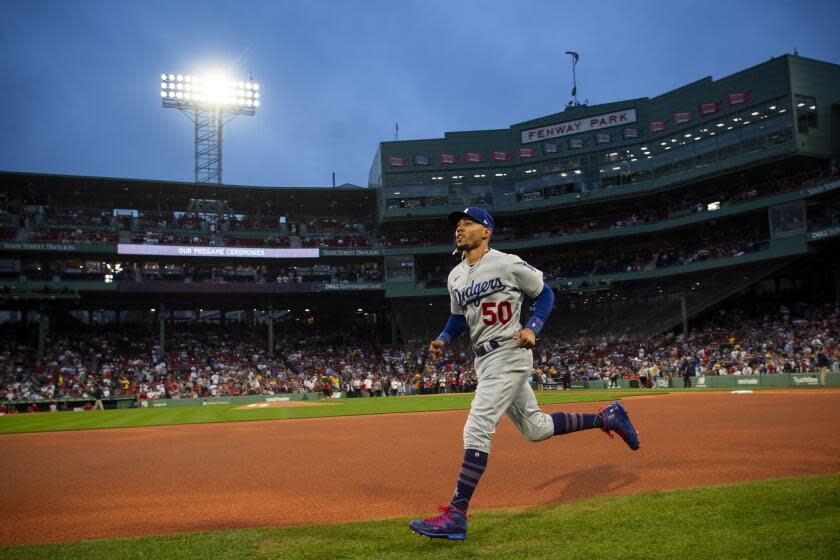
[1,301,838,411]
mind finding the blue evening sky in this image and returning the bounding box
[1,0,838,188]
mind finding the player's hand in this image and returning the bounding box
[428,339,445,360]
[513,328,537,349]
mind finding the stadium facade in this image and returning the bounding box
[371,55,837,211]
[2,54,840,350]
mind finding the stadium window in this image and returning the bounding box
[795,95,817,134]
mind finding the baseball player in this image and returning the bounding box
[409,207,639,541]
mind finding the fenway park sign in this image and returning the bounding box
[521,109,637,144]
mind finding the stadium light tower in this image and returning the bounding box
[159,72,261,184]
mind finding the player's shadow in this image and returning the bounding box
[534,463,639,506]
[466,464,638,541]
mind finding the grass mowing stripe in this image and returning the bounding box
[0,390,650,434]
[3,474,839,559]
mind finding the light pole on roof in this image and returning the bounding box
[159,72,262,184]
[565,51,580,107]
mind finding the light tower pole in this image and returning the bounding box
[160,73,261,184]
[564,51,580,107]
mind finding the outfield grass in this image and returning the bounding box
[0,390,651,435]
[3,474,838,559]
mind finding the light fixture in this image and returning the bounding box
[160,71,263,184]
[161,73,263,110]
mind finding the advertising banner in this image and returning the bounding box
[117,244,319,259]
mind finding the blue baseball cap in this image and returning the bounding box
[448,207,494,230]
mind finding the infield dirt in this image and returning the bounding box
[1,389,839,545]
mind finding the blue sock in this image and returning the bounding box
[450,449,488,513]
[551,412,601,435]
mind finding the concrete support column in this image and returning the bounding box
[37,304,49,362]
[268,305,274,356]
[833,266,840,303]
[390,304,400,346]
[159,302,166,357]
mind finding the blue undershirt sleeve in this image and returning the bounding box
[524,284,554,335]
[437,314,467,344]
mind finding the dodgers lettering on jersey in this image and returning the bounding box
[447,249,544,346]
[452,277,504,308]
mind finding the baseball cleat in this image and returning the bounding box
[408,505,468,540]
[598,401,640,451]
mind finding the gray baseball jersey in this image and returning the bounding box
[446,248,555,454]
[447,249,544,346]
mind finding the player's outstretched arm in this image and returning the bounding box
[430,314,467,360]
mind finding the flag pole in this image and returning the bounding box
[565,51,580,106]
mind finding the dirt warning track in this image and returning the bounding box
[1,389,839,546]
